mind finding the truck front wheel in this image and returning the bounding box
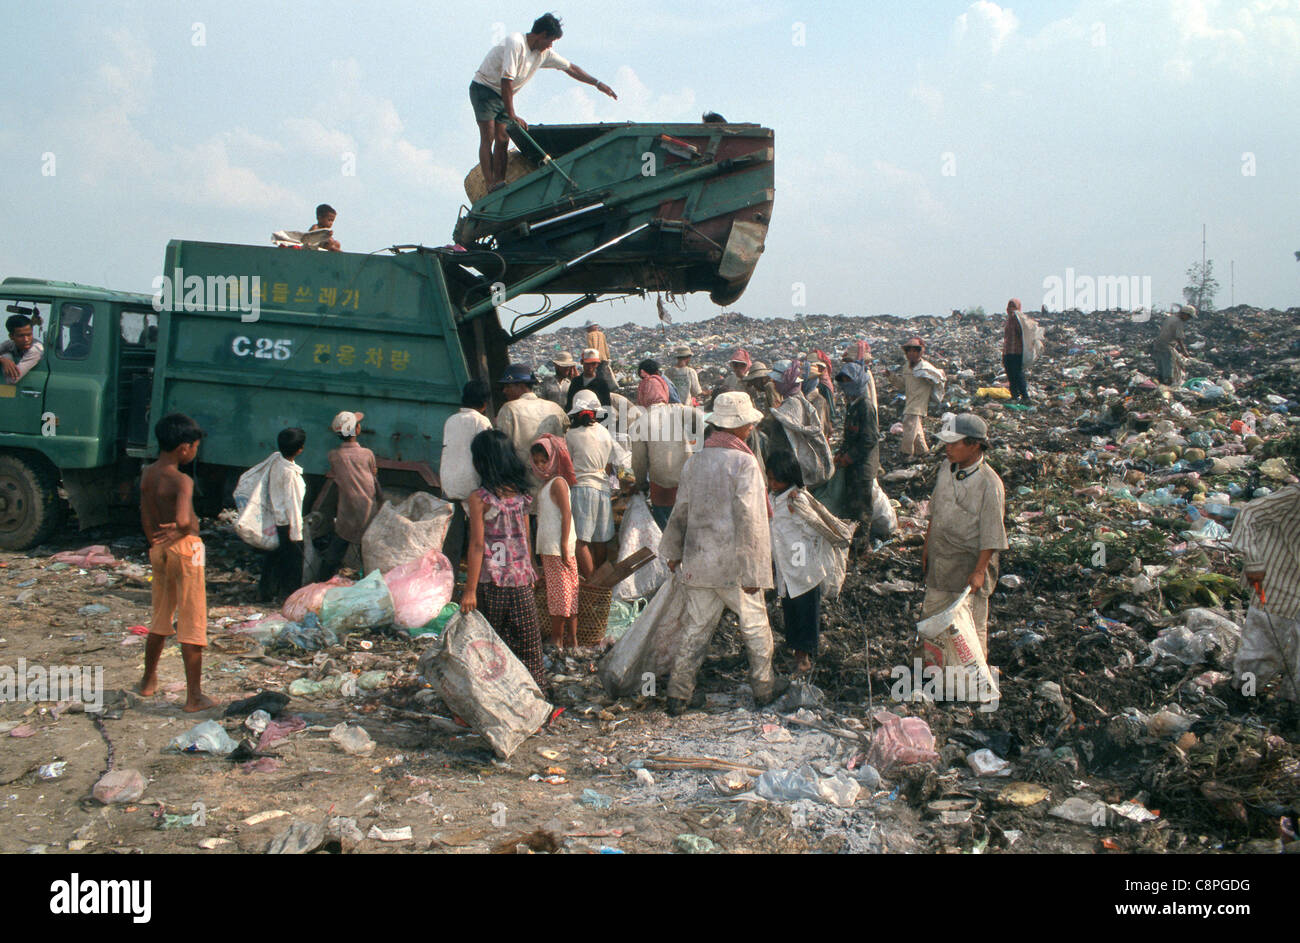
[0,453,64,551]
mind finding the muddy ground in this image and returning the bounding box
[3,306,1299,855]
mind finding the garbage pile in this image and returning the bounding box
[515,303,1300,852]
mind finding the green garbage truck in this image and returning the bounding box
[0,119,774,550]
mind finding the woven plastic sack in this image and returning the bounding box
[383,548,455,629]
[362,492,453,574]
[417,609,552,759]
[598,572,690,697]
[614,495,669,602]
[319,570,394,633]
[282,575,353,623]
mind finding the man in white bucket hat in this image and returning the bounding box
[659,391,786,715]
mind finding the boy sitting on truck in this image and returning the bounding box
[321,410,384,578]
[310,203,341,252]
[139,413,216,712]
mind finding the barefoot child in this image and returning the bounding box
[139,413,215,712]
[460,429,547,691]
[766,450,854,677]
[530,434,578,649]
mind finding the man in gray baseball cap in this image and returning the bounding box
[922,413,1008,656]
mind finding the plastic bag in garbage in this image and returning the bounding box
[362,492,453,574]
[383,548,454,629]
[319,570,395,634]
[232,455,281,551]
[614,495,669,602]
[865,711,938,772]
[417,610,552,759]
[869,479,897,539]
[754,764,861,808]
[1141,608,1241,666]
[282,575,353,623]
[165,720,238,755]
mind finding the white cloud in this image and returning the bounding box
[282,118,354,160]
[954,1,1021,55]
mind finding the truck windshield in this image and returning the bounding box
[55,302,94,360]
[120,309,159,348]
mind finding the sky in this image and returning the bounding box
[1,0,1297,329]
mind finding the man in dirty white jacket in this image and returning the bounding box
[659,391,787,715]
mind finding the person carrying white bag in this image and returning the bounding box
[234,428,307,603]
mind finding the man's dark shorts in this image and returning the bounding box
[469,81,509,123]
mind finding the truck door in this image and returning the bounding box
[42,300,110,463]
[0,298,52,437]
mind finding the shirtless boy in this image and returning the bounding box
[139,413,216,711]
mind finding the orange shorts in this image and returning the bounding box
[150,535,208,646]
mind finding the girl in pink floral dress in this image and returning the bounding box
[460,429,546,690]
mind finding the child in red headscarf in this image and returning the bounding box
[530,434,579,649]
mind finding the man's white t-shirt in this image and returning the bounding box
[473,32,571,94]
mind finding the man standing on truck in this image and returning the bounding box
[470,13,618,192]
[1,314,45,384]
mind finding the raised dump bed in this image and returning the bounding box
[454,120,774,305]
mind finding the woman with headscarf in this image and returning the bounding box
[529,433,579,649]
[803,363,834,440]
[717,348,752,396]
[832,361,880,549]
[767,359,833,489]
[637,359,675,405]
[630,368,706,528]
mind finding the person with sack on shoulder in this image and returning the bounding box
[259,427,308,602]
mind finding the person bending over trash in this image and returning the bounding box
[1229,481,1300,700]
[469,13,617,193]
[921,413,1008,656]
[660,391,786,715]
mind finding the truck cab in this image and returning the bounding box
[0,279,158,548]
